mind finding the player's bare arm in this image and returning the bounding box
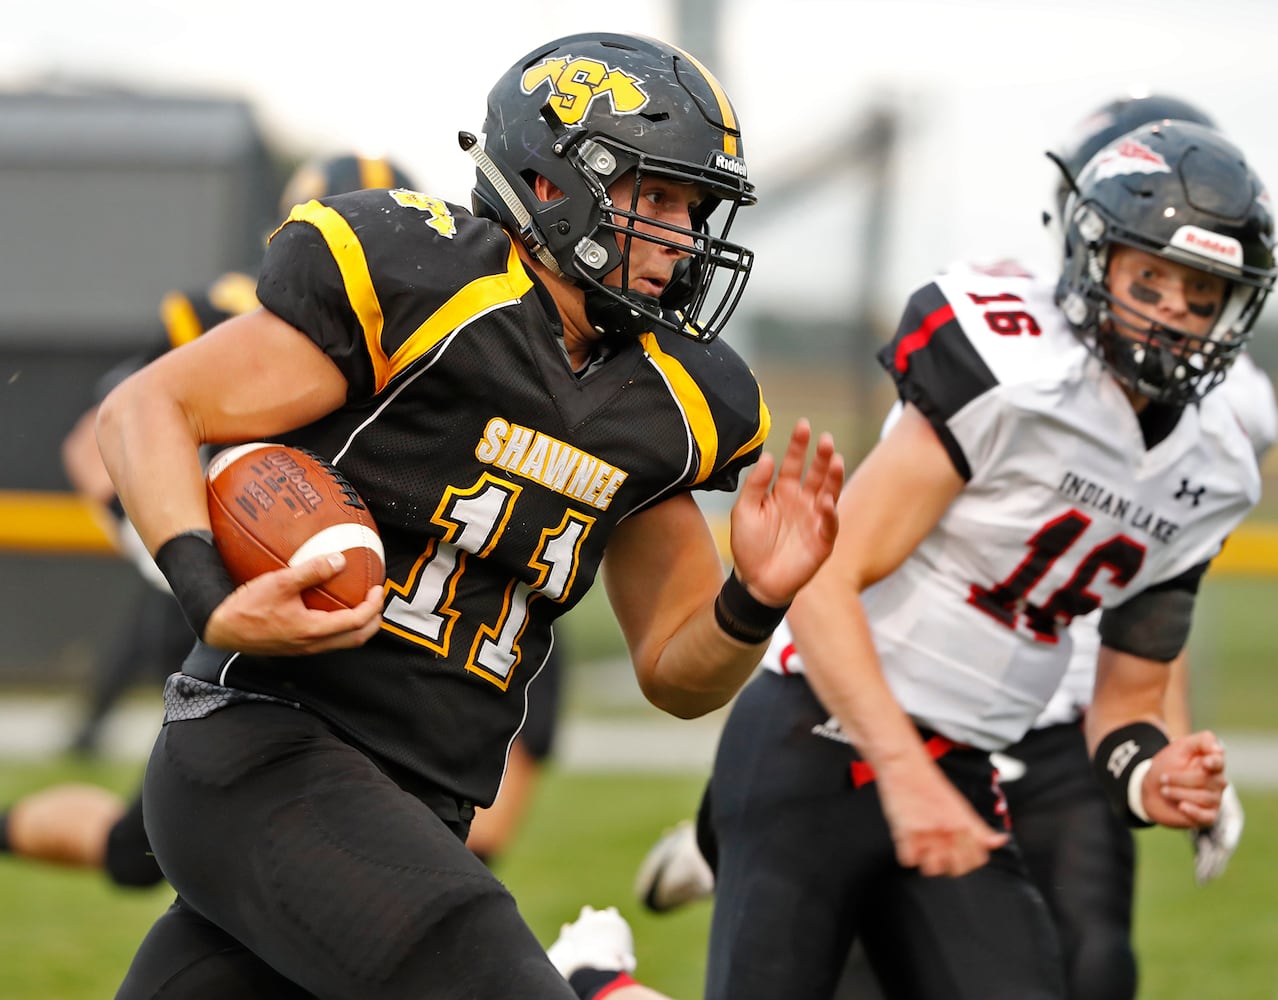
[62,404,116,506]
[603,420,841,719]
[96,308,382,650]
[790,403,1008,876]
[1088,646,1227,828]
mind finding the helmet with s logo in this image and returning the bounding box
[1056,121,1276,405]
[278,154,417,219]
[472,32,755,343]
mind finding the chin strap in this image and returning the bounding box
[583,286,658,341]
[459,131,561,274]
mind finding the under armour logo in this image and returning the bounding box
[1174,478,1207,507]
[811,716,853,746]
[1107,739,1140,779]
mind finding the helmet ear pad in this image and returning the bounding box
[528,168,684,339]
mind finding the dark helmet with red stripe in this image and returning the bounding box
[471,32,755,342]
[1056,121,1276,405]
[278,154,417,219]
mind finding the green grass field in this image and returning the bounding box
[0,575,1274,998]
[1,763,1276,998]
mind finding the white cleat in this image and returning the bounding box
[634,819,715,913]
[547,905,638,979]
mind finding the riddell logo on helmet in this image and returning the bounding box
[714,153,748,178]
[1091,140,1171,182]
[1171,225,1242,266]
[520,55,649,125]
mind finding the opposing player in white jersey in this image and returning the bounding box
[637,96,1275,999]
[972,262,1275,1000]
[701,119,1276,1000]
[981,93,1274,1000]
[634,340,1273,994]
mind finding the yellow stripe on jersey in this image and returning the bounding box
[358,157,395,190]
[284,200,390,389]
[639,331,720,484]
[160,291,203,348]
[728,383,771,465]
[670,45,738,157]
[388,237,534,387]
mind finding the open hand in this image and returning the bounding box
[728,419,844,607]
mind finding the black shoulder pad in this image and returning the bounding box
[876,282,997,480]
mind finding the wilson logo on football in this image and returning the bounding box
[1090,139,1171,182]
[520,55,649,125]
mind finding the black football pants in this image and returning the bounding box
[114,701,576,999]
[705,671,1065,1000]
[997,721,1137,1000]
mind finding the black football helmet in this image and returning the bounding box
[1050,93,1216,227]
[1057,121,1276,406]
[470,32,755,343]
[278,153,417,218]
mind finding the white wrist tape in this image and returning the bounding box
[1126,758,1154,825]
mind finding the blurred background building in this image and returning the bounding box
[2,0,1276,687]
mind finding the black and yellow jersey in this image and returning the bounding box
[183,187,770,806]
[93,271,259,403]
[159,270,259,351]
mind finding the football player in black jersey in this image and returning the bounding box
[98,32,843,1000]
[0,153,416,892]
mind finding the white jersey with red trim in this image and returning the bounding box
[1219,350,1278,460]
[1030,347,1277,730]
[762,266,1260,750]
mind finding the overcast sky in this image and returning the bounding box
[8,0,1278,322]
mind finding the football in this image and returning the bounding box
[205,442,385,611]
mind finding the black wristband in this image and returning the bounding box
[153,530,236,642]
[713,572,790,645]
[1092,722,1170,829]
[567,969,636,1000]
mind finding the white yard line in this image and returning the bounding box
[0,694,1274,789]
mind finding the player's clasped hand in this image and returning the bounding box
[728,419,844,607]
[204,552,384,655]
[1142,731,1228,828]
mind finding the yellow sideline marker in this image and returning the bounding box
[0,489,1276,577]
[1213,521,1278,576]
[0,491,115,554]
